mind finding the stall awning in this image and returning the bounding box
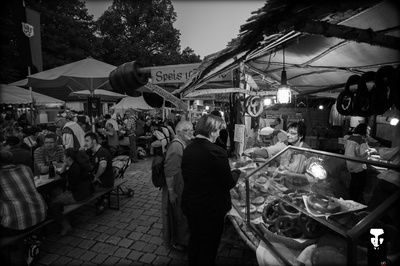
[0,84,64,105]
[176,0,400,98]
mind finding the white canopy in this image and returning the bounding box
[111,96,154,115]
[0,84,64,105]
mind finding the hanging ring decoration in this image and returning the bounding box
[246,95,264,117]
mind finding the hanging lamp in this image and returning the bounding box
[277,46,292,104]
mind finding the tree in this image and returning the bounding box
[95,0,200,67]
[27,0,98,70]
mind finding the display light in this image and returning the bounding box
[205,105,210,111]
[306,159,327,180]
[318,105,324,110]
[263,97,273,106]
[383,105,400,126]
[277,46,291,104]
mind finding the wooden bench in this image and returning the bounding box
[0,178,127,248]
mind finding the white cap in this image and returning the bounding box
[259,126,274,136]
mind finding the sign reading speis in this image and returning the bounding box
[151,63,231,84]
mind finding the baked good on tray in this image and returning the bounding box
[251,196,265,205]
[307,194,341,214]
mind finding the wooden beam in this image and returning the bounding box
[294,20,400,50]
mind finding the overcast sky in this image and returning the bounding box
[85,0,265,59]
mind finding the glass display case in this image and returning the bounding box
[230,146,400,265]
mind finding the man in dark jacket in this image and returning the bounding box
[181,114,241,266]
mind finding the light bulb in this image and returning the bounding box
[390,118,399,126]
[318,105,324,110]
[205,106,210,111]
[277,86,291,104]
[263,98,272,106]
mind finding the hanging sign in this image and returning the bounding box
[150,63,232,84]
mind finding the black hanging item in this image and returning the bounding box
[394,66,400,110]
[354,71,374,116]
[143,92,163,108]
[109,61,149,96]
[337,75,359,115]
[88,96,101,118]
[372,65,396,114]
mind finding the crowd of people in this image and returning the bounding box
[2,107,400,266]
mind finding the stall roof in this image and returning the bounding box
[0,84,64,105]
[176,0,400,97]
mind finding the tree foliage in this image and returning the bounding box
[95,0,200,66]
[0,0,200,84]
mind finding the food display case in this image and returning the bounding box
[230,146,400,265]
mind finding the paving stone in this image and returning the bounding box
[127,250,144,261]
[78,239,96,250]
[113,247,131,258]
[80,230,100,240]
[115,222,129,229]
[135,225,148,233]
[139,253,156,264]
[68,259,83,265]
[118,238,134,248]
[151,255,171,265]
[52,255,72,266]
[105,235,122,245]
[91,242,107,252]
[127,231,143,240]
[169,258,187,265]
[148,236,162,245]
[152,223,163,229]
[54,245,74,256]
[90,253,108,264]
[39,253,59,265]
[101,243,119,255]
[131,240,147,251]
[154,246,169,256]
[93,225,109,233]
[102,256,120,265]
[142,243,157,253]
[95,233,110,242]
[115,229,130,238]
[80,250,97,261]
[66,247,86,259]
[140,233,152,243]
[105,227,119,235]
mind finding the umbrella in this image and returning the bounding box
[1,84,64,105]
[26,58,116,91]
[69,89,127,101]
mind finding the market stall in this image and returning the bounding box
[174,0,400,265]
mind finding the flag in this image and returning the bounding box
[25,7,43,72]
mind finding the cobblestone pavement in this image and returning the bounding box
[37,157,258,266]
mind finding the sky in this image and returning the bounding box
[85,0,265,59]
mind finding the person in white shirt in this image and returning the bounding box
[62,116,85,150]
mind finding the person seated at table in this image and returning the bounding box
[34,133,64,174]
[84,132,114,189]
[4,136,33,169]
[0,150,47,266]
[51,148,93,235]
